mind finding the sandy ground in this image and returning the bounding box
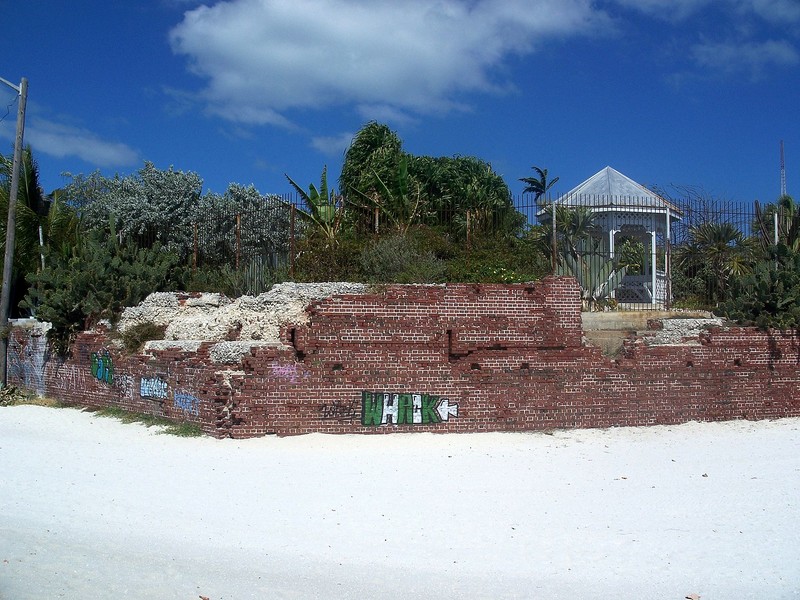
[1,405,798,600]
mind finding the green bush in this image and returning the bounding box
[359,234,446,283]
[293,233,364,282]
[23,223,183,355]
[446,235,550,283]
[119,322,167,354]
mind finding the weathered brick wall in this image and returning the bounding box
[8,277,800,437]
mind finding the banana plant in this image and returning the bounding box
[285,166,344,245]
[351,155,423,235]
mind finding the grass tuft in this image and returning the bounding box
[0,387,62,408]
[93,407,203,437]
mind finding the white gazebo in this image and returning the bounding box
[553,166,682,307]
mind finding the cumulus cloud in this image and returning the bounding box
[22,118,140,167]
[169,0,609,126]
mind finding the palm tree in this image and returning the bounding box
[520,166,559,205]
[675,222,753,303]
[350,155,424,236]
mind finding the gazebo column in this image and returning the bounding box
[608,229,619,300]
[609,229,618,258]
[665,210,672,308]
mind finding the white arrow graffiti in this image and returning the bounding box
[436,397,459,421]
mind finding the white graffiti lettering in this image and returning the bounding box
[140,377,168,399]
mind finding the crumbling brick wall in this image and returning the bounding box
[9,277,800,437]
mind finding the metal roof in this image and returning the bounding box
[558,166,681,214]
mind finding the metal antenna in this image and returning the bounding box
[780,140,786,197]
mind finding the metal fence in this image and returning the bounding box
[521,194,759,311]
[190,192,767,308]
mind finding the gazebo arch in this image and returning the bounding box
[551,166,682,307]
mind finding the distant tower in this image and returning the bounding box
[780,140,786,197]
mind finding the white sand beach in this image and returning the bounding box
[1,405,798,599]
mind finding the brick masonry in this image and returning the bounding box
[8,277,800,437]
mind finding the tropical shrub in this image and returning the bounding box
[719,245,800,329]
[71,162,203,256]
[339,121,523,239]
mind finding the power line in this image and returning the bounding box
[0,89,19,125]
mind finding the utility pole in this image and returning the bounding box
[0,76,28,387]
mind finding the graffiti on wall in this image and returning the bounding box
[51,363,87,392]
[319,400,358,422]
[174,390,200,416]
[112,374,135,400]
[90,351,113,385]
[7,331,48,397]
[140,376,168,399]
[270,362,304,383]
[361,391,459,427]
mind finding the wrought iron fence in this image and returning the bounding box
[188,191,769,307]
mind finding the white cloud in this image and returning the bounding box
[22,118,140,167]
[310,132,354,157]
[611,0,800,24]
[608,0,799,80]
[611,0,713,21]
[691,38,799,78]
[737,0,800,24]
[169,0,610,126]
[356,104,422,127]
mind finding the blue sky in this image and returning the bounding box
[1,0,798,203]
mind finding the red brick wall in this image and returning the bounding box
[9,277,800,437]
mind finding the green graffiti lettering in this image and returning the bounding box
[105,358,113,384]
[396,394,413,424]
[421,394,442,424]
[361,391,383,426]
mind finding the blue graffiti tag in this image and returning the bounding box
[173,390,200,416]
[90,351,113,385]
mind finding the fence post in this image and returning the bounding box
[551,196,557,274]
[374,206,379,235]
[466,209,471,249]
[290,204,296,279]
[235,213,241,271]
[665,210,671,310]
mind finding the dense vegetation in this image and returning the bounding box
[1,122,798,354]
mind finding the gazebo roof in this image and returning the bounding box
[559,166,680,214]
